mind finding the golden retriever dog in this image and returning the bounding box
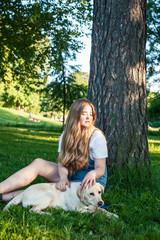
[3,182,118,218]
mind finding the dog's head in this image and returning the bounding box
[77,182,104,207]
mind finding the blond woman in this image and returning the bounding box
[0,99,108,202]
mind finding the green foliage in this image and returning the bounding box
[0,1,49,79]
[0,0,92,112]
[149,121,160,128]
[146,0,160,79]
[72,71,89,86]
[0,108,160,239]
[147,91,160,120]
[0,81,5,106]
[42,71,88,114]
[0,0,159,111]
[152,122,160,128]
[0,10,49,111]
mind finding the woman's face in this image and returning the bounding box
[80,105,93,128]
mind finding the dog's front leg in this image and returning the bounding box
[78,205,97,213]
[97,208,119,219]
[29,205,51,215]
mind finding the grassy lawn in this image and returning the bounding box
[0,107,160,239]
[0,107,62,131]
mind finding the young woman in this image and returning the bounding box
[0,99,108,202]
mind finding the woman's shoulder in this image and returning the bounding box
[59,131,64,140]
[89,128,108,158]
[91,127,105,136]
[90,128,106,142]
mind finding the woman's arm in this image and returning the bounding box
[56,162,70,191]
[80,158,106,189]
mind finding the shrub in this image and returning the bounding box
[152,121,160,128]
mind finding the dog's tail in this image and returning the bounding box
[3,193,23,212]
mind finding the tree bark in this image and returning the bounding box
[88,0,150,171]
[62,65,66,129]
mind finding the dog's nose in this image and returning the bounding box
[98,201,104,207]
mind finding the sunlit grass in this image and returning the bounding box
[148,136,160,149]
[0,107,62,130]
[148,135,160,176]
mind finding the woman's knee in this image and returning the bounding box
[31,158,46,167]
[29,158,47,175]
[30,158,58,178]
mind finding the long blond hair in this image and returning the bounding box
[58,99,96,176]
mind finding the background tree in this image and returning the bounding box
[146,0,160,81]
[72,72,89,86]
[0,1,49,79]
[88,0,150,171]
[0,37,49,112]
[0,0,50,111]
[147,91,160,122]
[0,0,92,112]
[1,0,159,114]
[42,69,88,126]
[40,0,91,122]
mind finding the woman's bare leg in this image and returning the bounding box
[2,190,24,201]
[0,158,59,201]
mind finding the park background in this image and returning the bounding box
[0,0,160,239]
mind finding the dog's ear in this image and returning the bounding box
[99,184,104,193]
[77,188,85,202]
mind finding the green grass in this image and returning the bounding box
[0,107,160,239]
[0,107,63,131]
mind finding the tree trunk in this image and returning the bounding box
[88,0,150,171]
[16,100,21,111]
[62,66,66,129]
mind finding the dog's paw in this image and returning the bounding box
[105,211,119,219]
[98,208,119,218]
[112,213,119,219]
[3,207,10,212]
[44,212,51,216]
[29,208,52,215]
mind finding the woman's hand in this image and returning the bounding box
[80,158,106,189]
[56,161,70,191]
[56,177,70,191]
[80,170,96,189]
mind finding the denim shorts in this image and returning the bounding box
[68,157,107,188]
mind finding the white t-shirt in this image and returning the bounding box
[58,130,108,160]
